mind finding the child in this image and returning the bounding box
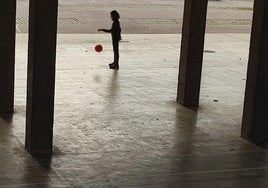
[98,10,121,69]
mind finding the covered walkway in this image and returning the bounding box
[2,33,268,187]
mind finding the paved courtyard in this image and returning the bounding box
[2,0,268,187]
[16,0,254,33]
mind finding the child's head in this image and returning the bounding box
[111,10,120,20]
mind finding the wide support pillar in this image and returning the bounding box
[26,0,58,155]
[0,0,16,113]
[177,0,208,107]
[241,0,268,145]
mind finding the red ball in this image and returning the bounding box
[95,44,103,52]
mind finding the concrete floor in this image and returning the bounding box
[1,33,268,187]
[16,0,254,34]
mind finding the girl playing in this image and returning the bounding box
[98,10,121,69]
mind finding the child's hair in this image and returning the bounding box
[111,10,120,20]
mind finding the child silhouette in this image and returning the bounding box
[98,10,121,69]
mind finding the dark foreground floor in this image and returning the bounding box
[1,34,268,188]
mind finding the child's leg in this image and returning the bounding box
[112,40,119,65]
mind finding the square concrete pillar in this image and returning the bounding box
[26,0,58,155]
[177,0,208,107]
[0,1,16,113]
[242,0,268,145]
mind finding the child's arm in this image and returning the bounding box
[98,29,112,33]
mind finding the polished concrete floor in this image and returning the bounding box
[1,33,268,187]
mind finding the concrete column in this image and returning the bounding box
[241,0,268,145]
[26,0,58,155]
[177,0,208,107]
[0,1,16,113]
